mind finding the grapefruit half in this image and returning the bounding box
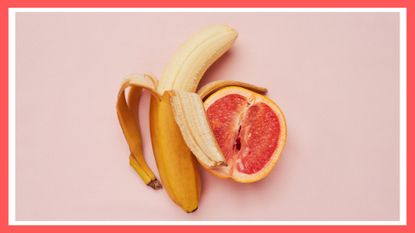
[203,86,287,183]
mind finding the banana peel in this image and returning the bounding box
[116,73,162,189]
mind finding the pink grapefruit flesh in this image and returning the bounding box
[204,86,287,182]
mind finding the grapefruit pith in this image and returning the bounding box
[203,86,287,183]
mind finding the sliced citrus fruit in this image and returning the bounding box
[203,86,287,183]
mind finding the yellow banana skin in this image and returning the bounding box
[150,25,238,212]
[116,74,162,189]
[150,93,200,212]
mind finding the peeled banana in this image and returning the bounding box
[150,25,238,212]
[117,25,270,213]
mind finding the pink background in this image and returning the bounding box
[15,12,400,221]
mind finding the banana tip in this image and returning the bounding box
[187,206,198,213]
[147,179,163,190]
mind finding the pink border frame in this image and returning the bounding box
[0,1,412,232]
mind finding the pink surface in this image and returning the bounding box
[15,12,400,221]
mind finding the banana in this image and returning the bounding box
[170,90,226,168]
[150,25,238,212]
[116,25,239,212]
[116,74,162,189]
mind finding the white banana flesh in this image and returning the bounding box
[157,25,238,93]
[170,90,226,168]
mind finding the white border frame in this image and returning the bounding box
[8,7,407,226]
